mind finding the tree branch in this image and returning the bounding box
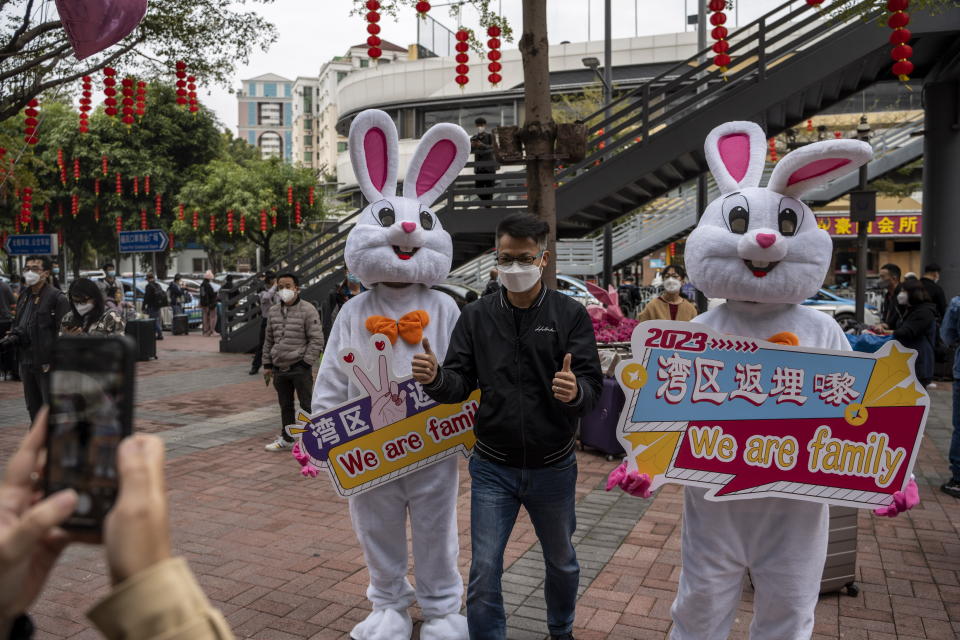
[0,41,71,83]
[0,18,63,58]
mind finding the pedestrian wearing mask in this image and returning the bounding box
[60,278,125,336]
[412,213,603,640]
[324,268,364,340]
[143,272,167,340]
[891,279,937,387]
[199,270,218,337]
[168,273,187,317]
[0,255,70,421]
[96,262,119,298]
[876,263,905,331]
[637,264,698,322]
[263,273,324,452]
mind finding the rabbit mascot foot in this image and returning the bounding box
[669,122,878,640]
[312,110,470,640]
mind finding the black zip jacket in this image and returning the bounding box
[424,286,602,468]
[8,283,69,369]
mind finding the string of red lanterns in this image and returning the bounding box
[239,213,246,235]
[888,0,913,81]
[175,61,189,106]
[79,76,93,133]
[209,213,216,233]
[192,210,199,230]
[44,203,50,222]
[367,1,382,59]
[133,176,139,196]
[260,209,268,232]
[23,99,40,145]
[768,138,778,163]
[295,201,302,226]
[271,206,278,228]
[178,203,185,221]
[20,188,32,228]
[155,193,162,217]
[135,80,147,119]
[101,155,108,175]
[116,172,123,196]
[187,75,199,114]
[116,214,123,234]
[94,179,100,197]
[140,208,148,230]
[487,25,502,85]
[308,185,315,207]
[121,77,136,126]
[455,28,470,87]
[227,210,234,235]
[709,0,731,73]
[103,67,118,118]
[71,194,79,218]
[73,158,80,183]
[145,174,151,195]
[94,203,100,222]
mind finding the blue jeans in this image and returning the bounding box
[951,382,960,482]
[467,452,579,640]
[147,308,162,338]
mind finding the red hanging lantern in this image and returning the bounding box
[175,60,188,106]
[140,208,147,230]
[888,0,913,81]
[94,178,100,197]
[20,188,32,226]
[168,233,174,251]
[834,131,843,139]
[71,193,79,218]
[415,1,430,15]
[192,209,199,230]
[768,138,778,163]
[287,184,293,205]
[455,28,470,87]
[227,210,234,235]
[487,25,502,85]
[116,172,123,196]
[295,201,302,226]
[135,80,147,118]
[271,206,278,228]
[209,213,216,233]
[23,99,40,145]
[806,119,814,132]
[133,176,139,196]
[178,203,185,221]
[709,0,731,73]
[43,203,50,222]
[121,77,135,126]
[58,150,67,186]
[239,214,246,235]
[116,214,123,233]
[260,209,268,232]
[308,185,315,206]
[79,75,93,133]
[38,219,44,234]
[73,158,80,182]
[145,174,151,195]
[155,193,162,217]
[806,0,824,5]
[94,202,100,222]
[187,75,199,114]
[101,155,108,175]
[103,67,118,118]
[367,1,382,59]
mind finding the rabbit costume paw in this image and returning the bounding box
[350,608,413,640]
[420,612,469,640]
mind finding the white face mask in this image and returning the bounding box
[896,291,909,305]
[663,278,682,293]
[23,271,41,286]
[499,262,543,293]
[278,288,297,304]
[75,302,94,316]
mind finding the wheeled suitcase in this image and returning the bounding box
[820,506,859,595]
[172,314,189,335]
[579,376,626,460]
[124,318,157,361]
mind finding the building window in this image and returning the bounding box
[304,135,312,148]
[336,71,348,83]
[304,152,312,164]
[359,59,369,68]
[258,102,282,126]
[303,95,313,114]
[263,82,277,97]
[192,258,208,272]
[259,131,282,159]
[304,118,312,130]
[337,141,348,152]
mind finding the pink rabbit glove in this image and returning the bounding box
[605,461,653,498]
[874,477,919,517]
[291,442,320,478]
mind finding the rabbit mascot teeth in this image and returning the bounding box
[312,110,469,640]
[673,121,875,639]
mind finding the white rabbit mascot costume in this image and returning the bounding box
[312,109,469,640]
[612,121,916,639]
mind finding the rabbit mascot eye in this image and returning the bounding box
[311,109,470,640]
[670,121,875,639]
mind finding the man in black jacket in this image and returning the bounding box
[143,272,166,340]
[0,255,70,421]
[412,214,602,640]
[920,263,947,321]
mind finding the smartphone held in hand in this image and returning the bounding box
[44,335,136,530]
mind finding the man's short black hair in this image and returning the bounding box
[146,272,155,280]
[276,272,299,287]
[475,117,487,126]
[924,263,941,274]
[173,273,182,281]
[880,263,902,280]
[663,264,687,279]
[101,262,114,270]
[264,270,276,281]
[25,255,52,271]
[496,213,550,249]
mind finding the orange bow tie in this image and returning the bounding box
[766,331,800,346]
[366,310,431,345]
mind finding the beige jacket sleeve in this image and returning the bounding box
[87,557,234,640]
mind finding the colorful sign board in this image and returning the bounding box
[614,320,928,509]
[815,213,921,238]
[285,334,478,497]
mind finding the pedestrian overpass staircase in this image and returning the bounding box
[220,0,958,353]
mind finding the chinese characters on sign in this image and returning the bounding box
[816,214,921,237]
[615,321,928,510]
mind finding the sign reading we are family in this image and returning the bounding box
[285,334,479,497]
[615,320,928,510]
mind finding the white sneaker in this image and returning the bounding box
[265,437,293,452]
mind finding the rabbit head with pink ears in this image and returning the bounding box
[685,121,872,305]
[345,109,470,288]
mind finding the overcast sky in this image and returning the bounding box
[202,0,786,134]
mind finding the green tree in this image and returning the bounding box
[0,0,278,123]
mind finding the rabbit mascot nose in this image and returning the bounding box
[668,120,873,639]
[309,109,471,640]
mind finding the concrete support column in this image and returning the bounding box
[921,80,960,299]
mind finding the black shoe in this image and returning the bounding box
[249,366,259,375]
[941,479,960,498]
[549,635,575,640]
[156,335,164,340]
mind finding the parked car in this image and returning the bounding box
[802,288,879,329]
[119,277,202,328]
[433,282,481,309]
[556,275,603,307]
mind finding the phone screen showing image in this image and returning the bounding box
[46,337,134,529]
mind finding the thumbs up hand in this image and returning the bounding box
[552,353,578,403]
[412,338,439,385]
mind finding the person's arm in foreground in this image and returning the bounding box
[414,313,478,404]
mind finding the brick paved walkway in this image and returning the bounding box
[1,334,958,639]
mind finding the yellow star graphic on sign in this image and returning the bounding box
[621,363,648,390]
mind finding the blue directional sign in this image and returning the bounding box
[4,233,58,256]
[119,229,168,253]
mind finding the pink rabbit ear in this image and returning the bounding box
[607,285,618,306]
[703,121,767,194]
[348,110,398,203]
[403,123,471,207]
[767,139,872,198]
